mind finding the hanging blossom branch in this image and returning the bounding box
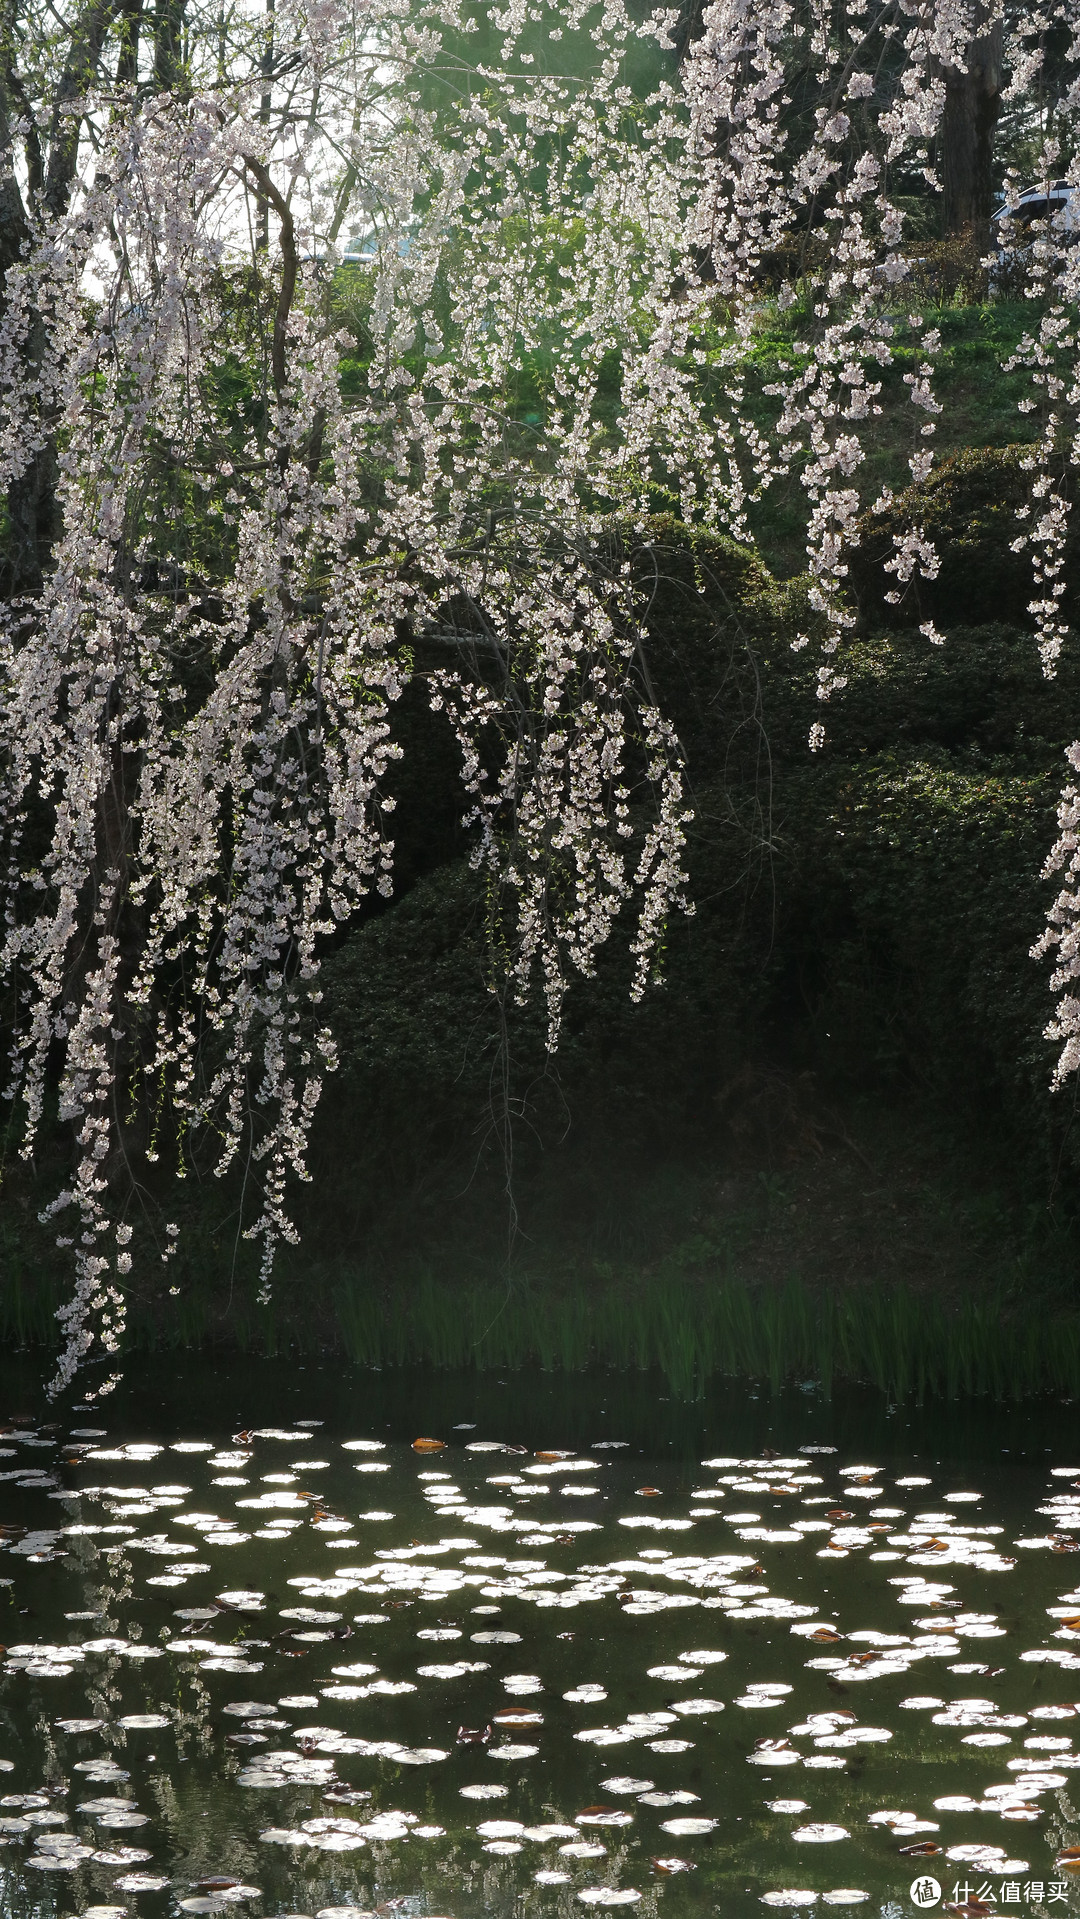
[679,0,1000,744]
[1011,7,1080,1085]
[0,0,711,1395]
[676,0,1080,1092]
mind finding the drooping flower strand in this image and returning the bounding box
[0,0,706,1390]
[680,0,968,743]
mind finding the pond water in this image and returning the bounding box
[2,1356,1080,1919]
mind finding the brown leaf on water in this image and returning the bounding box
[899,1842,942,1857]
[826,1509,853,1522]
[637,1487,661,1498]
[809,1627,841,1644]
[1056,1847,1080,1871]
[196,1878,241,1892]
[412,1438,446,1453]
[456,1724,492,1745]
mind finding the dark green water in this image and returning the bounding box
[2,1355,1080,1919]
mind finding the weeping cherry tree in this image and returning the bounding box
[0,0,1077,1391]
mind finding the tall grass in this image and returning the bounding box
[331,1273,1080,1404]
[3,1236,1078,1402]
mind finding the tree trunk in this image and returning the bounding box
[0,0,116,591]
[4,440,61,594]
[941,12,1004,245]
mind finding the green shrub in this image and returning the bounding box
[847,445,1077,632]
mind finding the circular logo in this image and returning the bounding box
[909,1878,942,1909]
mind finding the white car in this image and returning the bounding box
[991,179,1080,255]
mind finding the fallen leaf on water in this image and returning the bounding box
[637,1488,661,1498]
[412,1438,446,1454]
[810,1628,841,1644]
[456,1725,492,1745]
[899,1842,942,1857]
[1056,1848,1080,1872]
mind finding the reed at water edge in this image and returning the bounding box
[331,1273,1080,1404]
[1,1230,1077,1403]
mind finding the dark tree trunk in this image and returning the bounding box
[153,0,184,88]
[941,12,1004,245]
[4,440,61,594]
[0,0,115,591]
